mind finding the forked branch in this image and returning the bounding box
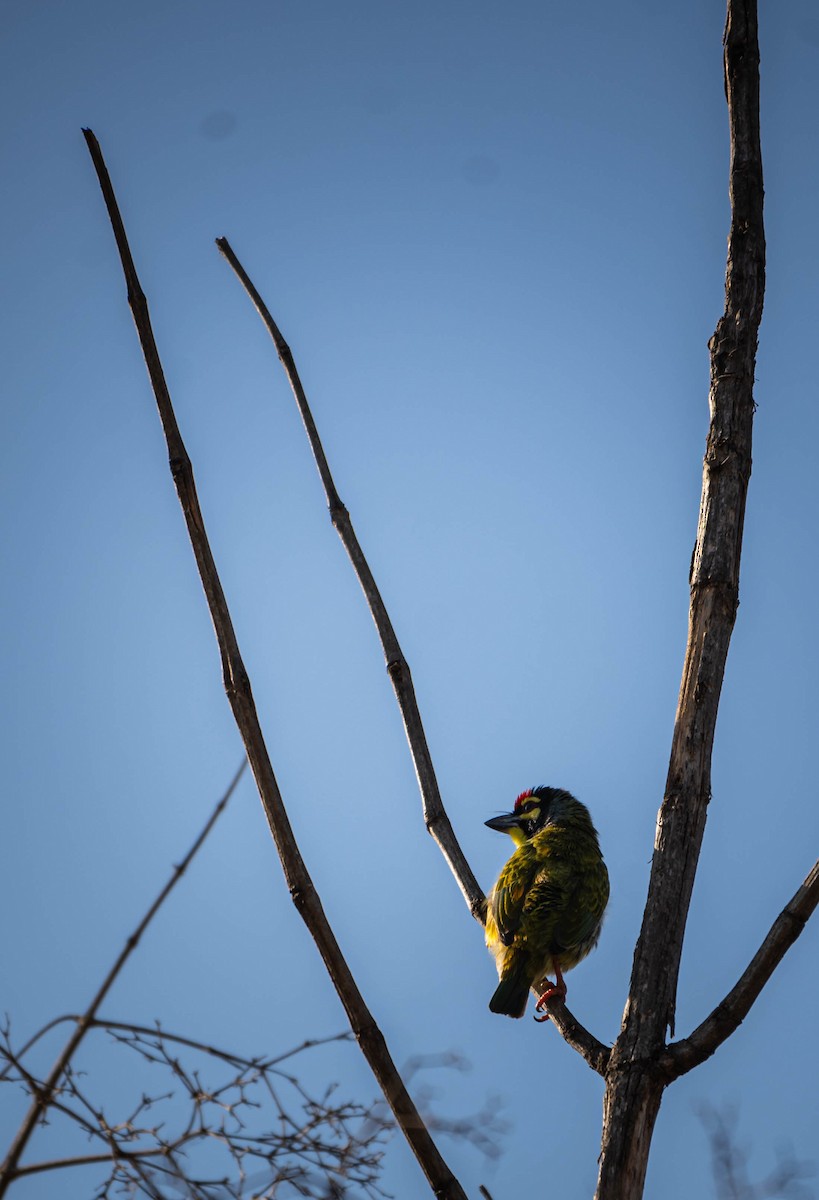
[82,129,469,1200]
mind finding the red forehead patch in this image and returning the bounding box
[514,789,533,810]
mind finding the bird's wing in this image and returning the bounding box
[545,859,610,956]
[490,844,543,946]
[520,862,572,944]
[550,879,604,953]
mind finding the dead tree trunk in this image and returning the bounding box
[594,3,765,1195]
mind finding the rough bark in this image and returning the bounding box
[595,4,765,1196]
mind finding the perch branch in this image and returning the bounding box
[82,128,468,1200]
[661,858,819,1079]
[545,1005,611,1075]
[215,236,610,1075]
[0,757,246,1196]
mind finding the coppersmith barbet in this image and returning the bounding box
[485,786,609,1019]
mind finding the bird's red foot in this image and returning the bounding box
[533,965,567,1022]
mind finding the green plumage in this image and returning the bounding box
[485,786,609,1018]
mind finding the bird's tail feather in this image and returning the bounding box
[489,958,531,1018]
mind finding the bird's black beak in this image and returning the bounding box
[485,812,520,833]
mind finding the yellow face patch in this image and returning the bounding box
[507,802,540,845]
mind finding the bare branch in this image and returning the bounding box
[13,1145,179,1179]
[215,235,484,923]
[81,129,469,1200]
[214,237,611,1076]
[661,859,819,1080]
[0,758,245,1197]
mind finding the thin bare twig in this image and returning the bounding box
[97,1020,353,1071]
[0,757,246,1196]
[214,236,483,921]
[214,237,611,1076]
[0,1015,71,1083]
[661,858,819,1079]
[82,128,468,1200]
[12,1145,185,1180]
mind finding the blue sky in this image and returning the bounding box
[2,2,818,1197]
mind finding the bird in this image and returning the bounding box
[484,786,609,1020]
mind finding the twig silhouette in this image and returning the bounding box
[3,1022,391,1198]
[0,758,246,1195]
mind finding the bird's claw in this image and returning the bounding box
[533,978,567,1023]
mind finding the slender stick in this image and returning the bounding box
[81,129,468,1200]
[0,1016,74,1081]
[215,236,611,1075]
[97,1020,351,1070]
[661,858,819,1079]
[5,1016,350,1076]
[0,758,246,1196]
[214,236,484,921]
[595,5,766,1197]
[13,1146,186,1180]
